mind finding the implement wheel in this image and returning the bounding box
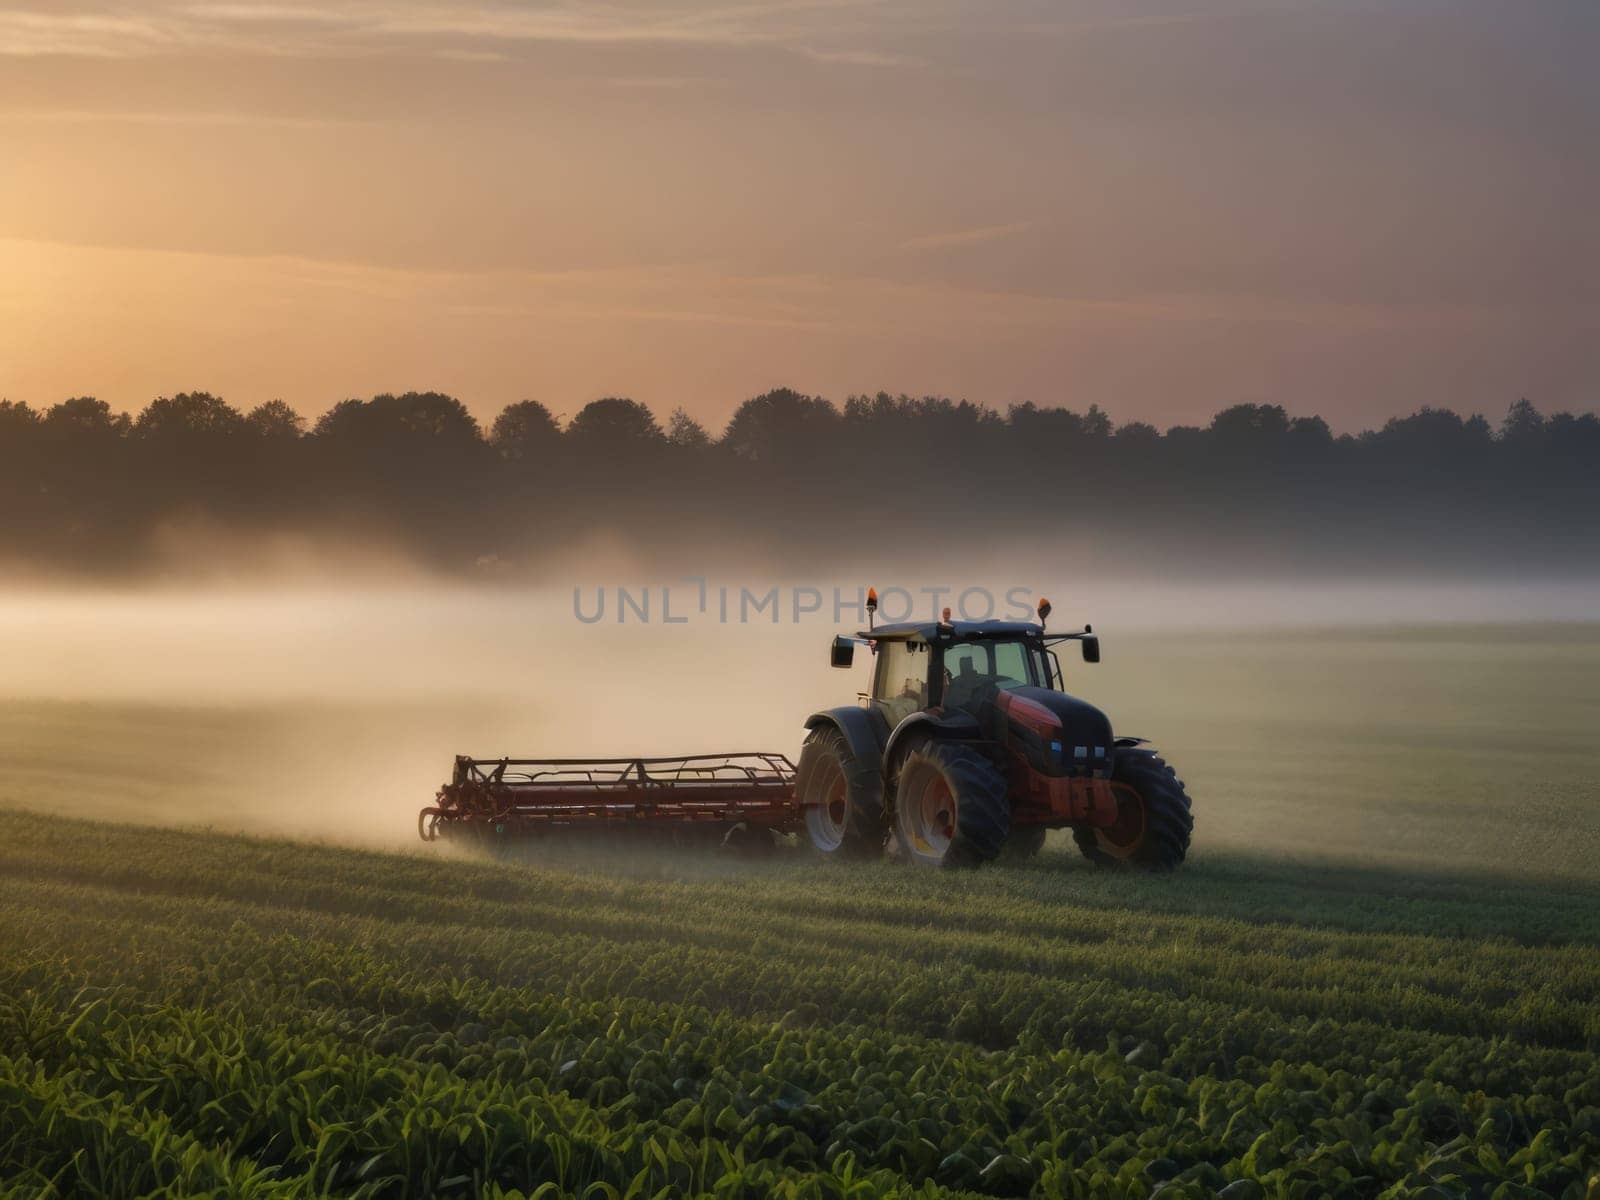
[721,822,777,856]
[1074,747,1193,871]
[796,726,885,858]
[893,742,1009,868]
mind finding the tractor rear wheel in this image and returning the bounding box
[1000,826,1048,860]
[1073,747,1192,870]
[893,742,1009,868]
[796,726,885,858]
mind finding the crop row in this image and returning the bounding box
[6,867,1600,1092]
[8,820,1600,1044]
[4,879,1599,1195]
[5,816,1600,1195]
[5,941,1596,1200]
[4,832,1598,1058]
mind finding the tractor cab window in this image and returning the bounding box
[941,639,1039,706]
[872,639,929,727]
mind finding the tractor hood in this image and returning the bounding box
[996,687,1114,776]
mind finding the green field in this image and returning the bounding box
[3,818,1600,1198]
[2,623,1599,1197]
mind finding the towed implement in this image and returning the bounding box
[421,594,1194,869]
[418,752,796,846]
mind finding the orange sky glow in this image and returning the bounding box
[1,0,1595,432]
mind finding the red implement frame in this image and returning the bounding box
[419,752,798,841]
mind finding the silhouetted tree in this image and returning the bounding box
[1164,425,1206,450]
[1114,421,1161,446]
[136,392,246,439]
[39,397,128,474]
[312,398,364,439]
[1210,403,1291,445]
[118,393,249,522]
[44,397,130,438]
[1007,401,1095,440]
[666,407,711,449]
[0,401,42,527]
[1500,398,1546,444]
[1361,409,1495,495]
[491,400,562,460]
[26,398,132,558]
[1287,415,1334,446]
[398,392,480,441]
[246,400,304,439]
[722,388,837,461]
[0,399,39,434]
[567,397,663,445]
[1369,407,1493,452]
[1547,411,1600,449]
[314,392,478,443]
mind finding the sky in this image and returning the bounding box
[1,0,1595,433]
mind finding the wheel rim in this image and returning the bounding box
[804,759,848,852]
[1095,787,1147,859]
[898,759,956,864]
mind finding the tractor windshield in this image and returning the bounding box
[941,639,1041,706]
[872,639,931,727]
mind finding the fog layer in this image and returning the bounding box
[1,581,1597,877]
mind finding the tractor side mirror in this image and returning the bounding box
[1081,636,1100,664]
[830,636,855,669]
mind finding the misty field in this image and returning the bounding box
[2,622,1599,1196]
[3,619,1597,877]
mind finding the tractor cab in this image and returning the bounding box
[859,622,1055,723]
[830,602,1100,725]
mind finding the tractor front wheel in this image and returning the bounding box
[893,742,1009,868]
[796,726,885,858]
[1074,747,1192,870]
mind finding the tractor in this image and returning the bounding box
[420,592,1193,870]
[795,593,1193,868]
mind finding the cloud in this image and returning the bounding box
[796,46,908,67]
[0,107,372,127]
[900,222,1033,252]
[1015,3,1307,39]
[180,4,349,21]
[2,1,1265,62]
[0,0,1318,61]
[0,0,906,58]
[13,232,1536,338]
[427,46,509,62]
[0,10,183,57]
[600,75,722,90]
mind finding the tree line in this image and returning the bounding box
[1,388,1595,577]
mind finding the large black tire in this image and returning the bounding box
[1073,747,1192,871]
[1000,825,1047,861]
[795,726,885,858]
[893,742,1009,868]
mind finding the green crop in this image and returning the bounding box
[2,815,1598,1198]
